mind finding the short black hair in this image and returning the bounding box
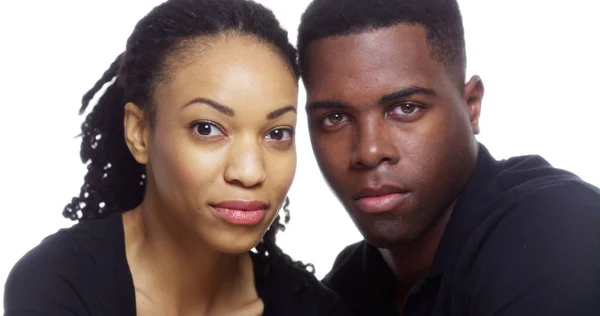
[297,0,466,77]
[65,0,312,273]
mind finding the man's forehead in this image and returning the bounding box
[307,25,429,60]
[304,25,441,95]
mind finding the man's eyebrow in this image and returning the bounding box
[182,98,234,116]
[380,86,436,104]
[305,86,435,112]
[267,105,296,120]
[305,100,351,112]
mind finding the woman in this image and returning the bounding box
[3,0,353,315]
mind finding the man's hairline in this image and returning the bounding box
[299,22,466,88]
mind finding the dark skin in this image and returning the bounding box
[304,24,484,312]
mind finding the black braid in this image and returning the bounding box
[256,197,316,274]
[64,0,311,274]
[79,53,123,115]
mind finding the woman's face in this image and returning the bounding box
[129,35,298,254]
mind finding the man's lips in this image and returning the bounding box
[352,185,411,214]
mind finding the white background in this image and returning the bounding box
[0,0,598,308]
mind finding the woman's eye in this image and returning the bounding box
[265,128,294,141]
[322,113,348,127]
[390,103,422,116]
[192,122,224,137]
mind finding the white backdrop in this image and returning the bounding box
[0,0,598,308]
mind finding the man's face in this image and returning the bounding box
[304,24,482,248]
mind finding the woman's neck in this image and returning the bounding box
[122,192,260,315]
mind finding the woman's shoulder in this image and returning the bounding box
[8,213,123,274]
[4,213,128,315]
[251,252,356,316]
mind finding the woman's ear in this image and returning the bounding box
[123,102,149,164]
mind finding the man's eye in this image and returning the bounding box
[389,103,422,117]
[322,113,348,127]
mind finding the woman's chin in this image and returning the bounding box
[203,232,264,255]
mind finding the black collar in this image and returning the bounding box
[427,143,502,276]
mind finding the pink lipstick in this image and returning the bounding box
[212,200,268,225]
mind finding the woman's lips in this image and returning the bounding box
[211,200,268,225]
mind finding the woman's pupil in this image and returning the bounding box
[271,129,283,140]
[199,124,211,135]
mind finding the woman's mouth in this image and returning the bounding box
[211,200,268,225]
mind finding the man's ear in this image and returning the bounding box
[123,102,149,164]
[463,75,484,135]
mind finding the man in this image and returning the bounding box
[297,0,600,315]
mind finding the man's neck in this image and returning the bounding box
[378,202,455,312]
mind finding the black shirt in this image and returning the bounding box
[4,213,354,316]
[323,144,600,316]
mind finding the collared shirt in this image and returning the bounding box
[324,144,600,315]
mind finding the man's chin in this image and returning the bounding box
[361,226,422,249]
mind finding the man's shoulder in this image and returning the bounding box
[253,253,355,315]
[464,170,600,314]
[469,150,600,222]
[493,152,600,220]
[322,240,367,288]
[496,152,594,195]
[490,177,600,243]
[323,240,393,296]
[321,241,398,315]
[469,152,600,254]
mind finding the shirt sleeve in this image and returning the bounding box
[4,234,94,316]
[466,182,600,316]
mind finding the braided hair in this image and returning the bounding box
[64,0,313,273]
